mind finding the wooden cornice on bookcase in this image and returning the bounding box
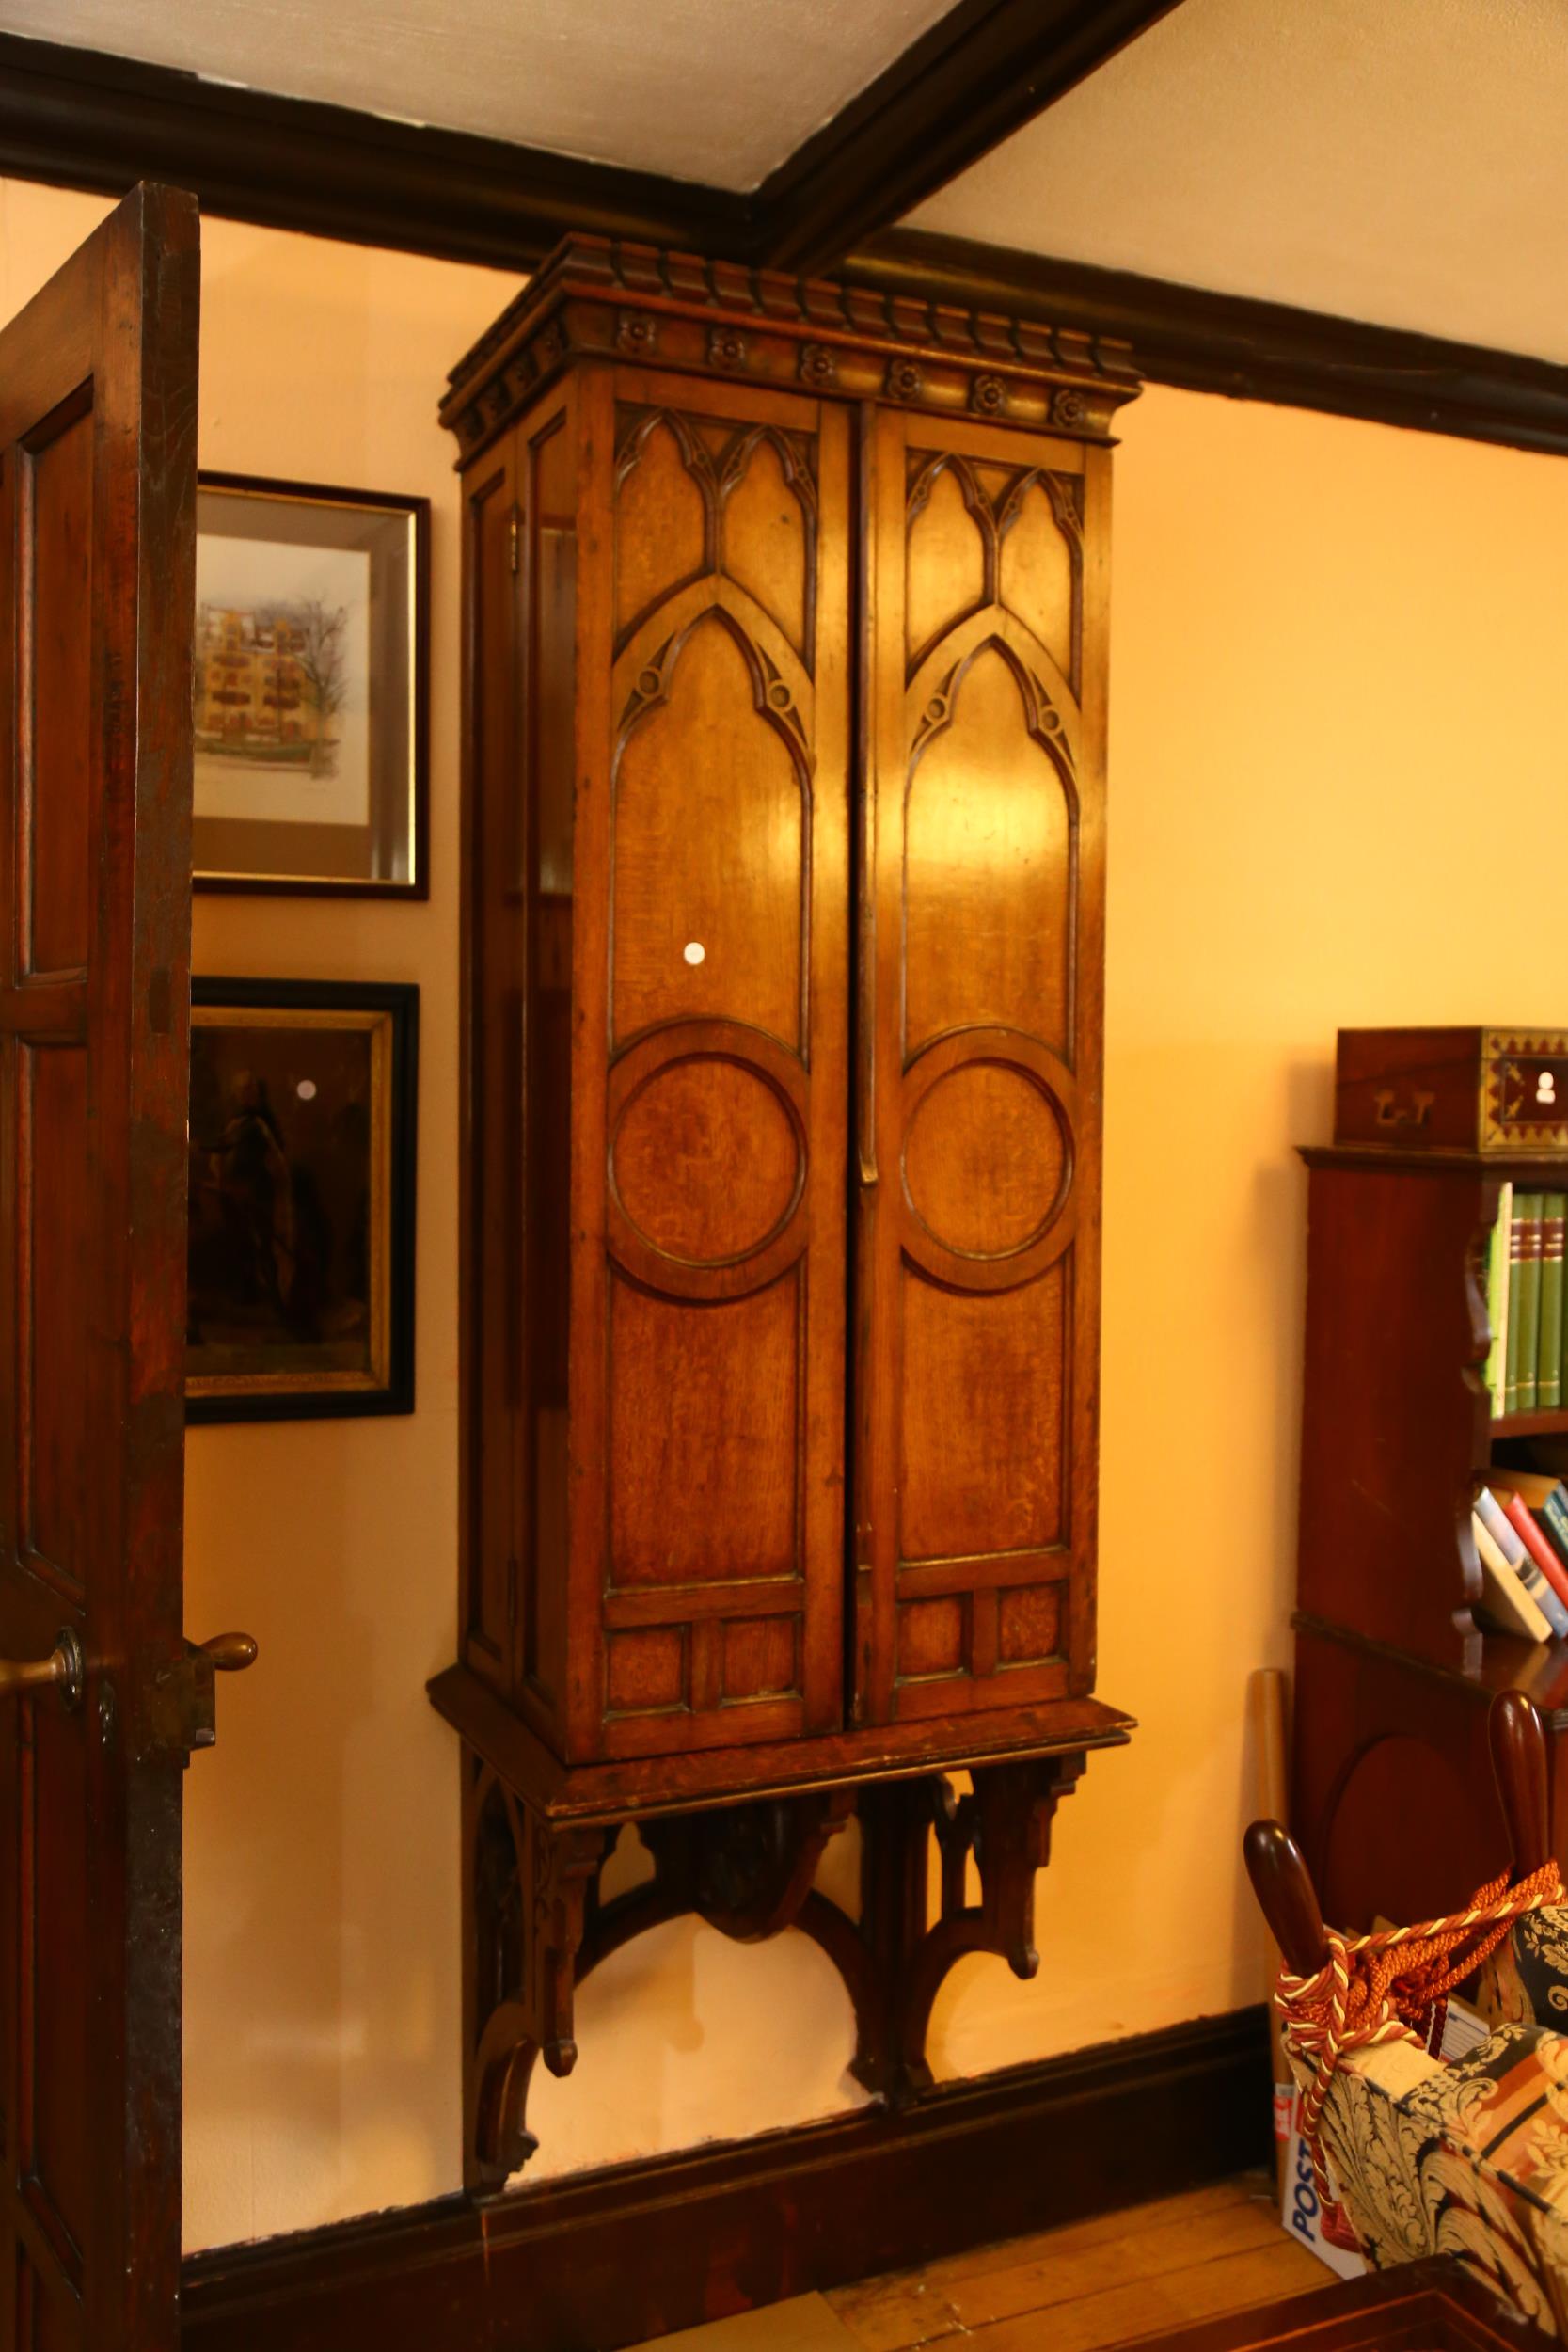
[437,233,1142,467]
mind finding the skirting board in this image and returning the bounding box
[181,2007,1270,2352]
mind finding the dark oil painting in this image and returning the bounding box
[185,984,417,1421]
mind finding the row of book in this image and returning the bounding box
[1482,1184,1568,1417]
[1473,1472,1568,1642]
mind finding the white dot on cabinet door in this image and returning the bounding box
[683,941,705,966]
[296,1078,318,1100]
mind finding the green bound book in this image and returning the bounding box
[1541,1193,1567,1412]
[1486,1181,1513,1416]
[1515,1193,1544,1416]
[1507,1194,1528,1414]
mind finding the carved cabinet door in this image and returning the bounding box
[566,365,851,1762]
[855,407,1109,1725]
[0,187,202,2351]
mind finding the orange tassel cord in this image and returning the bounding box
[1275,1862,1565,2252]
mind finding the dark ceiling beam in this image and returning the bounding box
[848,227,1568,458]
[8,28,1568,462]
[753,0,1184,275]
[0,31,747,271]
[0,7,1187,281]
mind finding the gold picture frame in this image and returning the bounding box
[193,474,429,898]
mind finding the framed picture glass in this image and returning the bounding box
[185,980,418,1422]
[193,475,428,897]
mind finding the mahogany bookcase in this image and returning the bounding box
[1292,1143,1568,1931]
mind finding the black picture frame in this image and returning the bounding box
[192,472,430,898]
[185,978,418,1423]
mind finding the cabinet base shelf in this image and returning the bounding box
[1492,1409,1568,1438]
[1293,1611,1568,1726]
[429,1661,1133,1824]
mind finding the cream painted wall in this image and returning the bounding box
[6,175,1568,2249]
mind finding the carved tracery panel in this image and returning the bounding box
[860,414,1107,1726]
[584,373,849,1760]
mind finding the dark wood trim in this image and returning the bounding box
[847,229,1568,458]
[755,0,1183,274]
[0,9,1181,281]
[12,29,1568,461]
[180,2007,1270,2350]
[1125,2259,1553,2349]
[0,31,747,269]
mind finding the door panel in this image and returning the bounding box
[857,410,1108,1726]
[0,185,199,2352]
[570,367,849,1761]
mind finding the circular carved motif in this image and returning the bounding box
[612,1055,802,1265]
[902,1061,1069,1258]
[616,310,658,355]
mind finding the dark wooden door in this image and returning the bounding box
[856,408,1109,1725]
[0,184,202,2352]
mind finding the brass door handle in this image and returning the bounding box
[151,1631,259,1755]
[0,1629,84,1708]
[197,1632,259,1672]
[0,1629,255,1719]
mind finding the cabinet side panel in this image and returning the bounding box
[860,415,1105,1725]
[460,390,580,1757]
[460,432,520,1698]
[1295,1164,1489,1670]
[587,368,847,1761]
[522,406,578,1741]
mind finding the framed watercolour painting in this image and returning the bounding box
[185,980,418,1422]
[193,475,429,896]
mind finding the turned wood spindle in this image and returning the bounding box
[1489,1688,1552,1883]
[1244,1817,1329,1980]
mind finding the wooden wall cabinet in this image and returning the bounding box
[429,239,1137,2183]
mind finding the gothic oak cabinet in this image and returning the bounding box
[427,239,1138,2185]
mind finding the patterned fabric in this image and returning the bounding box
[1287,2020,1568,2334]
[1513,1912,1568,2029]
[1471,1911,1568,2033]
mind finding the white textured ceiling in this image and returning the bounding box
[907,0,1568,365]
[13,0,955,190]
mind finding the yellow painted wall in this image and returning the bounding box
[6,175,1568,2249]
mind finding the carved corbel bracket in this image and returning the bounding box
[468,1769,614,2179]
[465,1773,856,2185]
[839,1754,1084,2103]
[683,1788,857,1942]
[462,1749,1090,2185]
[894,1755,1083,2097]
